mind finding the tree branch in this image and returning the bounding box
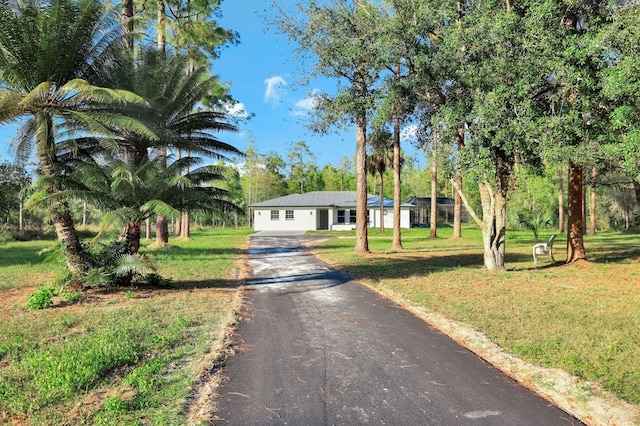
[450,177,483,228]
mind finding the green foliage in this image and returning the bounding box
[26,286,54,310]
[61,291,82,304]
[0,163,30,222]
[513,212,553,241]
[0,223,11,246]
[145,273,173,287]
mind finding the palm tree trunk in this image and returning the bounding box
[37,113,86,273]
[125,220,141,254]
[155,145,169,246]
[53,207,86,273]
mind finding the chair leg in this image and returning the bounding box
[550,250,555,263]
[533,248,537,265]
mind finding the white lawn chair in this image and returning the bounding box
[533,234,556,265]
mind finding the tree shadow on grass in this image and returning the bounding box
[330,252,486,282]
[0,245,51,267]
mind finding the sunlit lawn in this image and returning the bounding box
[310,226,640,406]
[3,224,640,423]
[0,227,252,425]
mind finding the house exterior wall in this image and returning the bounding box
[253,208,317,231]
[369,208,412,229]
[253,206,413,231]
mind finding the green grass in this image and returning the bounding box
[311,226,640,405]
[5,225,639,420]
[0,227,252,425]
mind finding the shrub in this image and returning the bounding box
[145,273,173,287]
[26,287,54,310]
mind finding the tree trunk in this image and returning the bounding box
[379,172,384,233]
[430,129,438,238]
[175,216,182,237]
[354,108,369,253]
[479,182,507,271]
[181,210,191,239]
[392,108,403,250]
[157,1,166,53]
[589,166,596,236]
[145,217,151,239]
[37,113,86,273]
[53,207,86,273]
[582,181,587,234]
[557,164,565,233]
[566,161,587,263]
[82,201,87,227]
[121,0,134,51]
[125,220,141,255]
[181,149,191,239]
[633,180,640,206]
[156,215,169,245]
[19,196,24,231]
[155,144,169,245]
[453,126,464,238]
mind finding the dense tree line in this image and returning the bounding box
[271,0,640,270]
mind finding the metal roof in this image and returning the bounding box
[249,191,415,208]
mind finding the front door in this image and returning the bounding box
[318,209,329,230]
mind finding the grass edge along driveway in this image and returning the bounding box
[307,227,640,426]
[0,228,252,425]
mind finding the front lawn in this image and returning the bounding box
[310,227,640,407]
[0,227,252,425]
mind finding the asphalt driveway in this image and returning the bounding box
[214,232,582,425]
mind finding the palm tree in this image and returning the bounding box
[366,129,393,233]
[53,152,238,258]
[98,48,242,243]
[0,0,149,272]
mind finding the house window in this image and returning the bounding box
[285,210,294,220]
[338,209,357,224]
[270,210,279,220]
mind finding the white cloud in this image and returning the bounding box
[291,90,320,116]
[225,102,249,120]
[264,76,287,105]
[401,124,419,141]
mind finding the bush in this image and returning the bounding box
[26,287,54,310]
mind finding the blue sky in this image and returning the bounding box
[215,0,357,167]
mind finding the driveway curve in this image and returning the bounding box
[215,232,582,425]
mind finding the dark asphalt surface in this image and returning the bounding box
[215,232,583,425]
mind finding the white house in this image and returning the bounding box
[249,191,415,232]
